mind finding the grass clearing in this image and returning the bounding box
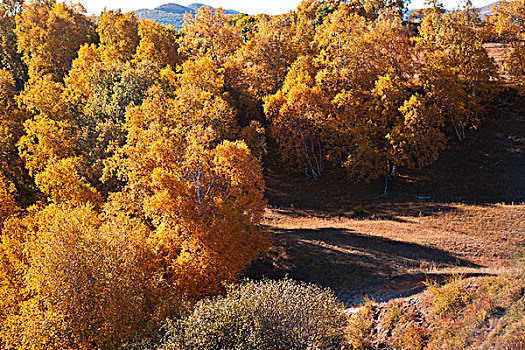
[249,203,524,295]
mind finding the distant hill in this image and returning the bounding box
[405,1,499,21]
[478,1,499,17]
[133,3,239,30]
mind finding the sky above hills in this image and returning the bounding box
[78,0,498,15]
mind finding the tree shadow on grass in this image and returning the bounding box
[245,227,479,294]
[269,202,464,223]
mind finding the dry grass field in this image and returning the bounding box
[485,43,511,74]
[250,204,524,299]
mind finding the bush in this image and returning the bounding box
[159,278,347,350]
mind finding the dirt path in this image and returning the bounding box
[337,269,504,307]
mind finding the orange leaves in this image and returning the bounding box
[34,157,102,206]
[390,94,446,169]
[134,19,182,69]
[265,56,330,179]
[490,0,525,39]
[179,6,242,65]
[0,176,17,226]
[0,204,162,349]
[213,140,265,216]
[104,57,268,299]
[230,13,299,100]
[122,122,267,297]
[97,10,139,64]
[18,114,77,177]
[4,2,270,347]
[491,0,525,92]
[416,4,497,142]
[15,0,95,81]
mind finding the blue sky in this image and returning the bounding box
[77,0,498,16]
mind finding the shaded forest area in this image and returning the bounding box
[0,0,524,348]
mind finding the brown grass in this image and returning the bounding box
[344,269,525,349]
[485,42,511,75]
[249,203,524,293]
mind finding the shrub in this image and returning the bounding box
[425,274,472,319]
[159,278,347,350]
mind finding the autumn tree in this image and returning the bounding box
[361,0,409,19]
[265,56,330,179]
[17,38,158,205]
[312,8,435,186]
[230,13,298,99]
[491,0,525,92]
[0,204,170,349]
[14,1,99,205]
[97,9,140,64]
[134,19,183,69]
[15,0,95,81]
[223,12,299,125]
[0,176,17,227]
[108,69,268,297]
[179,6,242,66]
[0,69,28,186]
[228,13,259,43]
[416,3,497,142]
[0,0,26,87]
[315,7,413,99]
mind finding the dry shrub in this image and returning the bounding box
[504,332,525,350]
[159,278,347,350]
[425,274,473,319]
[347,300,376,349]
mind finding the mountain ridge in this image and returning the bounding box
[134,2,239,29]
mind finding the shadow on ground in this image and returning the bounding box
[268,202,465,223]
[246,227,478,293]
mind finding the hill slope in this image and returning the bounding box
[133,2,239,29]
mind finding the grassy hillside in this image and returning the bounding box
[347,270,525,349]
[238,88,525,349]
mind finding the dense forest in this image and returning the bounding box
[0,0,524,348]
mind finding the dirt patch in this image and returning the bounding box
[339,270,501,307]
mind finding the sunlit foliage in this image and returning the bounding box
[0,0,509,347]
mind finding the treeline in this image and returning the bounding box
[0,0,524,348]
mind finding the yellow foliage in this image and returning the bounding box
[15,0,95,81]
[0,204,166,349]
[416,3,497,142]
[134,19,182,69]
[18,114,77,177]
[390,94,446,169]
[491,0,525,92]
[179,6,241,66]
[239,120,267,160]
[112,81,268,298]
[63,43,102,104]
[97,9,140,64]
[18,74,67,117]
[0,176,17,226]
[0,69,28,182]
[34,157,102,206]
[230,14,298,99]
[265,56,330,179]
[0,0,25,83]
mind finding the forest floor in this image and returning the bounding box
[247,87,525,307]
